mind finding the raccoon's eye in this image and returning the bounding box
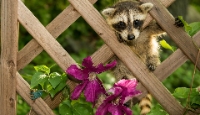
[112,21,126,31]
[118,21,126,28]
[133,20,143,28]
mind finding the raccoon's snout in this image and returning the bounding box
[127,34,135,40]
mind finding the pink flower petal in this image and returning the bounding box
[119,105,133,115]
[114,79,141,104]
[96,60,117,73]
[66,65,88,80]
[123,90,141,104]
[82,56,94,69]
[84,79,105,104]
[71,80,88,100]
[108,104,123,115]
[115,79,137,89]
[95,103,111,115]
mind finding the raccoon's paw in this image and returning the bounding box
[147,64,156,71]
[174,17,184,27]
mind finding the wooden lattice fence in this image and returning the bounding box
[1,0,200,115]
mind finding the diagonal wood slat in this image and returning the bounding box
[16,73,55,115]
[18,0,76,71]
[12,0,200,114]
[17,0,197,113]
[17,0,97,70]
[142,0,200,70]
[68,0,189,114]
[142,0,175,28]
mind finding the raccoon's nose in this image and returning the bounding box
[127,34,135,40]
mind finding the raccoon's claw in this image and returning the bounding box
[174,17,184,27]
[147,64,156,71]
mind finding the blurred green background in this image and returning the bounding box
[17,0,200,114]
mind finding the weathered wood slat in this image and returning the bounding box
[15,0,200,113]
[193,31,200,46]
[0,0,18,114]
[18,0,76,72]
[39,44,114,113]
[16,73,55,115]
[17,0,97,70]
[68,0,189,114]
[17,0,174,71]
[142,0,200,70]
[142,0,175,28]
[135,24,200,103]
[17,1,113,113]
[17,0,176,100]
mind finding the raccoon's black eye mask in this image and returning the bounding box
[133,20,144,29]
[112,21,126,32]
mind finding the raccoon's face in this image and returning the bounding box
[102,1,153,42]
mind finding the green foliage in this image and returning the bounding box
[59,95,93,115]
[147,104,168,115]
[159,39,175,52]
[17,0,200,114]
[17,95,30,115]
[30,65,68,98]
[190,0,200,13]
[173,87,200,110]
[178,16,200,36]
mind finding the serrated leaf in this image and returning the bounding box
[34,65,50,74]
[49,72,62,89]
[160,39,174,52]
[30,72,48,89]
[72,103,93,115]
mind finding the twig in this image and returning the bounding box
[186,48,200,109]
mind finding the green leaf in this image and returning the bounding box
[160,39,174,52]
[49,83,66,98]
[188,22,200,36]
[44,81,53,92]
[178,16,189,26]
[173,87,199,99]
[177,16,200,36]
[30,72,48,89]
[72,102,93,115]
[177,16,192,33]
[34,65,50,74]
[62,87,70,99]
[49,72,62,89]
[147,104,168,115]
[191,95,200,105]
[59,100,73,115]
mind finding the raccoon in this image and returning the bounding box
[102,0,165,115]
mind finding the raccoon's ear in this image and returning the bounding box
[101,8,115,18]
[139,3,153,13]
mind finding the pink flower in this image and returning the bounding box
[96,79,141,115]
[66,56,117,104]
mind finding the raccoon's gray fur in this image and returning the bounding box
[102,0,165,115]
